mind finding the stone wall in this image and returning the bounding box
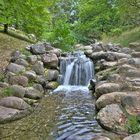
[0,42,61,123]
[83,42,140,139]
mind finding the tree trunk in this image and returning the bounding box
[15,22,19,29]
[4,24,8,33]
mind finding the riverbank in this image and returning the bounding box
[0,41,140,139]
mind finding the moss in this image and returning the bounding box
[96,66,117,81]
[48,81,59,89]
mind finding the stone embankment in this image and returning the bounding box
[83,42,140,140]
[1,41,140,140]
[0,42,61,123]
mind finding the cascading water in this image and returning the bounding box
[59,52,94,86]
[51,52,104,140]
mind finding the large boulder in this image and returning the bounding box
[0,106,20,123]
[105,43,121,52]
[84,50,93,56]
[46,81,59,89]
[97,104,128,134]
[123,132,140,140]
[48,48,62,57]
[45,69,59,81]
[6,63,25,74]
[102,61,118,68]
[107,74,123,82]
[96,92,127,110]
[125,69,140,78]
[15,58,29,67]
[91,52,107,61]
[36,75,47,85]
[91,52,131,61]
[30,42,54,54]
[24,70,37,81]
[92,42,104,52]
[126,78,140,87]
[131,52,140,58]
[27,55,37,65]
[95,83,121,98]
[9,75,28,87]
[121,93,140,115]
[129,42,140,51]
[42,53,58,68]
[33,84,44,93]
[30,43,46,54]
[10,85,26,98]
[32,61,44,75]
[0,97,31,110]
[25,87,44,100]
[117,64,137,74]
[129,58,140,67]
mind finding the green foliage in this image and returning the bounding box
[126,115,140,134]
[0,0,140,49]
[0,0,51,39]
[74,0,121,43]
[1,87,15,96]
[43,20,76,51]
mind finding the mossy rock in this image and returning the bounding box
[96,66,117,81]
[47,82,59,89]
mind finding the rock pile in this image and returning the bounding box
[0,42,61,123]
[85,42,140,139]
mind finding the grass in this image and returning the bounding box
[0,87,15,98]
[0,32,31,73]
[126,115,140,134]
[102,27,140,47]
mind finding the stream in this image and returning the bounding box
[51,86,102,140]
[0,52,122,140]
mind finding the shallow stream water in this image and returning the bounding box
[0,86,122,140]
[51,86,102,140]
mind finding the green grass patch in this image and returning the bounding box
[102,27,140,47]
[0,32,30,51]
[1,87,15,97]
[0,25,36,44]
[20,49,32,57]
[126,115,140,134]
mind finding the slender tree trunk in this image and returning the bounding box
[15,21,19,29]
[4,24,8,33]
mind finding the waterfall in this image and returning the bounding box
[52,53,103,140]
[59,52,94,86]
